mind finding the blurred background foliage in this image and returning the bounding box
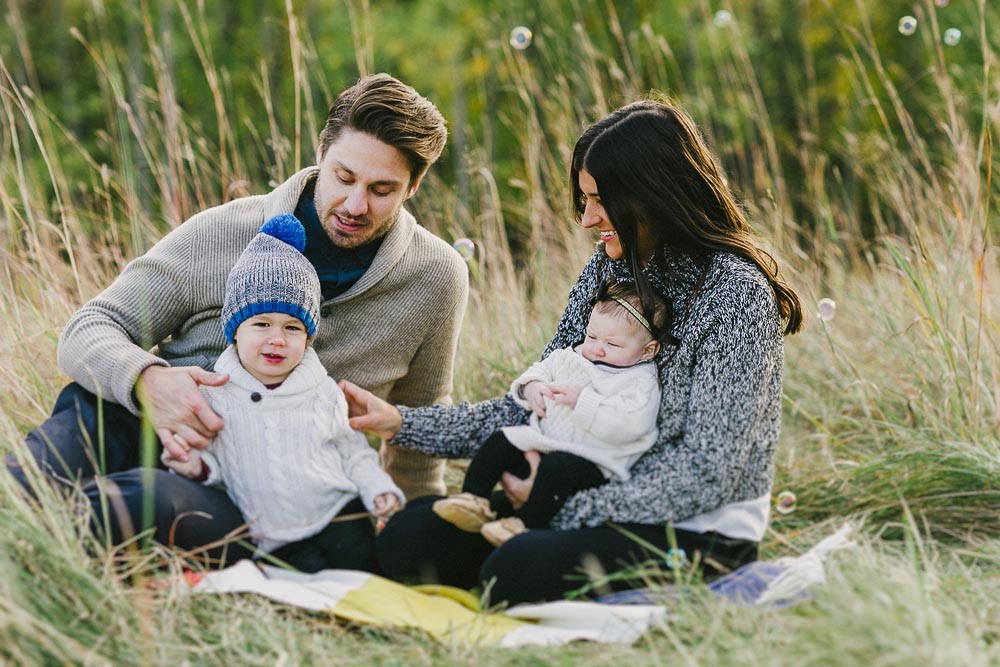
[2,0,993,264]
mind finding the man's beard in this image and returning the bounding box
[316,199,402,248]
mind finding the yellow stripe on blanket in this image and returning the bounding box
[192,559,664,647]
[336,574,524,644]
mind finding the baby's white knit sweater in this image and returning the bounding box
[200,346,403,553]
[502,347,660,480]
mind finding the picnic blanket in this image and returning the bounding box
[190,523,855,647]
[599,523,857,608]
[191,562,665,647]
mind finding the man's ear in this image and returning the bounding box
[405,174,424,200]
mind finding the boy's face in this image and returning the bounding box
[313,128,420,249]
[579,309,658,367]
[234,313,309,385]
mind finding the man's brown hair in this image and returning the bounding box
[318,73,447,187]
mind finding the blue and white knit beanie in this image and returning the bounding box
[222,214,321,343]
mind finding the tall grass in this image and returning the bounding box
[1,0,999,664]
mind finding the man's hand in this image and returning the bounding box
[339,380,402,440]
[501,450,541,511]
[160,447,205,480]
[522,381,554,417]
[549,383,583,410]
[136,365,229,461]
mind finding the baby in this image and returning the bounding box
[162,215,403,572]
[434,281,664,546]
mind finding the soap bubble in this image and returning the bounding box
[934,0,949,7]
[452,238,476,261]
[509,26,533,50]
[943,28,961,46]
[664,547,687,569]
[898,16,917,36]
[817,298,837,322]
[713,10,733,28]
[775,490,797,515]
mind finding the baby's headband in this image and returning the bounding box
[591,278,655,335]
[610,295,654,334]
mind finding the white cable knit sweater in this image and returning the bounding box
[502,347,660,480]
[200,346,404,553]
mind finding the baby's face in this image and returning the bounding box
[579,310,656,367]
[233,313,309,384]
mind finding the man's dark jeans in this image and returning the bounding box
[7,382,253,565]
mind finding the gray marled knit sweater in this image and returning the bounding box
[395,246,783,531]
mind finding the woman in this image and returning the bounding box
[342,97,803,605]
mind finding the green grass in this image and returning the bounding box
[2,0,1000,664]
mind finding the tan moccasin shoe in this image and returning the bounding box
[480,517,529,547]
[432,493,497,532]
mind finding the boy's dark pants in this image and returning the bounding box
[462,430,606,528]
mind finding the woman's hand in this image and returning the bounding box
[339,380,403,440]
[500,450,541,510]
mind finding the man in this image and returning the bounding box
[9,73,468,563]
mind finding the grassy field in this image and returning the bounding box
[2,1,1000,664]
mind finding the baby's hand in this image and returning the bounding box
[373,493,401,518]
[160,447,204,480]
[549,383,583,409]
[522,381,554,417]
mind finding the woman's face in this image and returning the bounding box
[577,169,622,260]
[577,169,655,262]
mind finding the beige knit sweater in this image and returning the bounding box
[58,167,469,498]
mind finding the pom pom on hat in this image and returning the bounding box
[222,215,321,343]
[260,214,306,253]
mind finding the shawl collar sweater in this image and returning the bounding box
[59,167,468,415]
[58,167,469,416]
[57,167,468,497]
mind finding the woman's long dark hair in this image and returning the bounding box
[571,98,803,335]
